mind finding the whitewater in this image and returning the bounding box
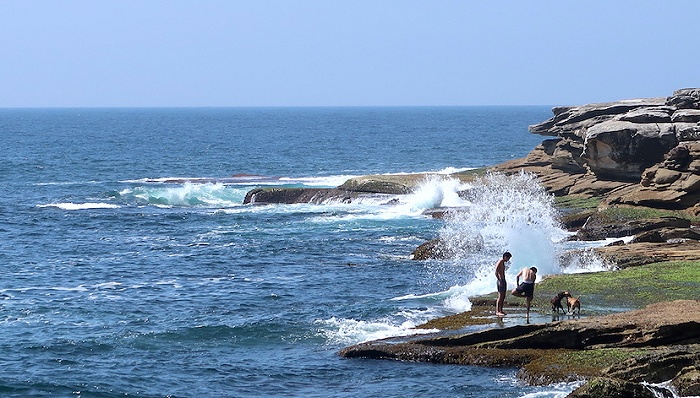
[33,172,608,349]
[0,107,610,397]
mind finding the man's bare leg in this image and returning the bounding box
[496,292,506,315]
[526,297,532,320]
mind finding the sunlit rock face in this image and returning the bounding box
[498,88,700,215]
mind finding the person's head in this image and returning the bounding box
[530,267,538,273]
[503,251,512,260]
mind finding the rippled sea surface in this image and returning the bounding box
[1,107,588,397]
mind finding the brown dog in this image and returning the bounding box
[566,294,581,315]
[550,292,568,314]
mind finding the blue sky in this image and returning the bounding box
[1,1,698,107]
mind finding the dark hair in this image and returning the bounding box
[503,251,512,258]
[530,267,538,272]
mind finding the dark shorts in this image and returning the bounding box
[496,279,507,293]
[515,282,535,298]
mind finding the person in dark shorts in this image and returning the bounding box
[494,251,511,316]
[512,266,538,319]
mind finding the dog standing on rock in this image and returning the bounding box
[550,292,568,314]
[566,293,581,315]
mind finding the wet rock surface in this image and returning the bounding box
[339,301,700,396]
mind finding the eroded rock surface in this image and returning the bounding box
[495,88,700,215]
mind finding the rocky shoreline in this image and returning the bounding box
[339,300,700,397]
[242,89,700,397]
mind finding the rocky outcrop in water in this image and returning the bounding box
[339,300,700,397]
[243,187,361,205]
[241,174,447,204]
[495,88,700,216]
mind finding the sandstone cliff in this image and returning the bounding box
[494,88,700,216]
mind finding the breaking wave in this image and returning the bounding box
[410,171,610,310]
[118,183,248,208]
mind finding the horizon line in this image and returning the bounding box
[0,104,557,110]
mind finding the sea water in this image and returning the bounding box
[1,107,602,397]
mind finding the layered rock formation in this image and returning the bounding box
[340,300,700,397]
[495,88,700,216]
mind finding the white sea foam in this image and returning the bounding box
[438,171,562,274]
[391,284,473,312]
[318,317,438,345]
[120,183,247,208]
[93,282,124,290]
[117,170,477,212]
[124,174,359,187]
[434,166,475,174]
[402,176,470,211]
[390,171,614,319]
[516,381,585,398]
[6,285,89,293]
[279,175,359,187]
[37,202,121,210]
[309,176,471,223]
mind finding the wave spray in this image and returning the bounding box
[431,171,568,308]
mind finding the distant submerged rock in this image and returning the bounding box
[494,88,700,216]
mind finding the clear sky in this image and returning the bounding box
[1,1,698,107]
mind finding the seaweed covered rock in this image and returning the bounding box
[566,377,657,398]
[410,238,450,260]
[339,301,700,393]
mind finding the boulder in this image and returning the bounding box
[671,109,700,123]
[666,88,700,109]
[566,377,657,398]
[605,349,700,383]
[631,227,700,243]
[677,123,700,141]
[581,121,677,181]
[528,98,667,138]
[411,238,450,260]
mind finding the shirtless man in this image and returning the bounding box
[512,266,538,319]
[494,251,511,316]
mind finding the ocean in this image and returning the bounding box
[0,107,604,397]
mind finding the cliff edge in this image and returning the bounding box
[494,88,700,216]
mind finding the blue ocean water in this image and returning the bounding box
[0,107,592,397]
